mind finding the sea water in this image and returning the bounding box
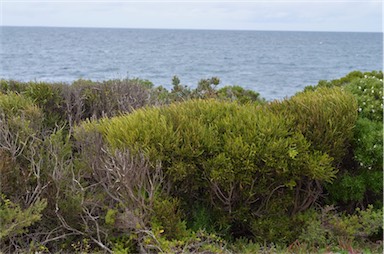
[1,26,382,100]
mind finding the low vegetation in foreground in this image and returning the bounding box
[0,71,383,253]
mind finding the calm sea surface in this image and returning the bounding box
[1,26,382,100]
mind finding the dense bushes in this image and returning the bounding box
[304,71,383,209]
[84,99,335,213]
[80,86,357,244]
[0,71,382,253]
[269,87,358,165]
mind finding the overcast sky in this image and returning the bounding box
[1,0,382,32]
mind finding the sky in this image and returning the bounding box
[0,0,382,32]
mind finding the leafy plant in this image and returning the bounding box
[0,194,47,240]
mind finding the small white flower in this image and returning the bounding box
[372,109,375,113]
[364,75,367,78]
[358,108,362,112]
[373,144,377,149]
[368,166,372,170]
[363,102,366,105]
[360,162,364,166]
[358,86,362,90]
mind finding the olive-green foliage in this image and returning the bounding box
[0,92,78,252]
[71,78,155,120]
[82,96,344,242]
[0,78,160,130]
[306,71,383,208]
[151,197,187,240]
[269,87,358,166]
[142,228,229,254]
[1,71,382,252]
[298,205,383,248]
[0,79,27,94]
[218,85,263,104]
[0,77,265,131]
[167,76,264,104]
[0,92,42,132]
[23,82,66,128]
[251,213,296,244]
[0,92,44,198]
[0,194,47,240]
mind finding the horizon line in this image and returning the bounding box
[1,25,382,34]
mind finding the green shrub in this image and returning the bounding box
[23,82,66,128]
[0,194,47,240]
[0,91,41,119]
[218,85,263,104]
[188,204,216,233]
[268,87,358,166]
[353,118,382,171]
[80,97,341,242]
[151,197,187,240]
[294,205,383,251]
[345,76,383,122]
[308,72,383,208]
[0,80,28,94]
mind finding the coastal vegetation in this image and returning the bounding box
[0,71,382,253]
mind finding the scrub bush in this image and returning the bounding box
[1,71,381,252]
[0,195,47,242]
[297,205,383,248]
[218,85,263,104]
[23,82,66,128]
[81,94,353,242]
[268,87,358,166]
[306,71,383,208]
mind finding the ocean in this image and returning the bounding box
[0,26,382,100]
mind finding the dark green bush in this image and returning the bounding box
[23,82,66,128]
[217,85,263,104]
[345,75,383,122]
[151,197,187,240]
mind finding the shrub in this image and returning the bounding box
[345,75,383,122]
[0,79,28,94]
[151,197,187,240]
[0,91,41,121]
[295,205,383,251]
[80,98,340,242]
[268,87,358,166]
[307,72,383,208]
[0,194,47,241]
[218,85,263,104]
[0,93,43,198]
[23,82,66,128]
